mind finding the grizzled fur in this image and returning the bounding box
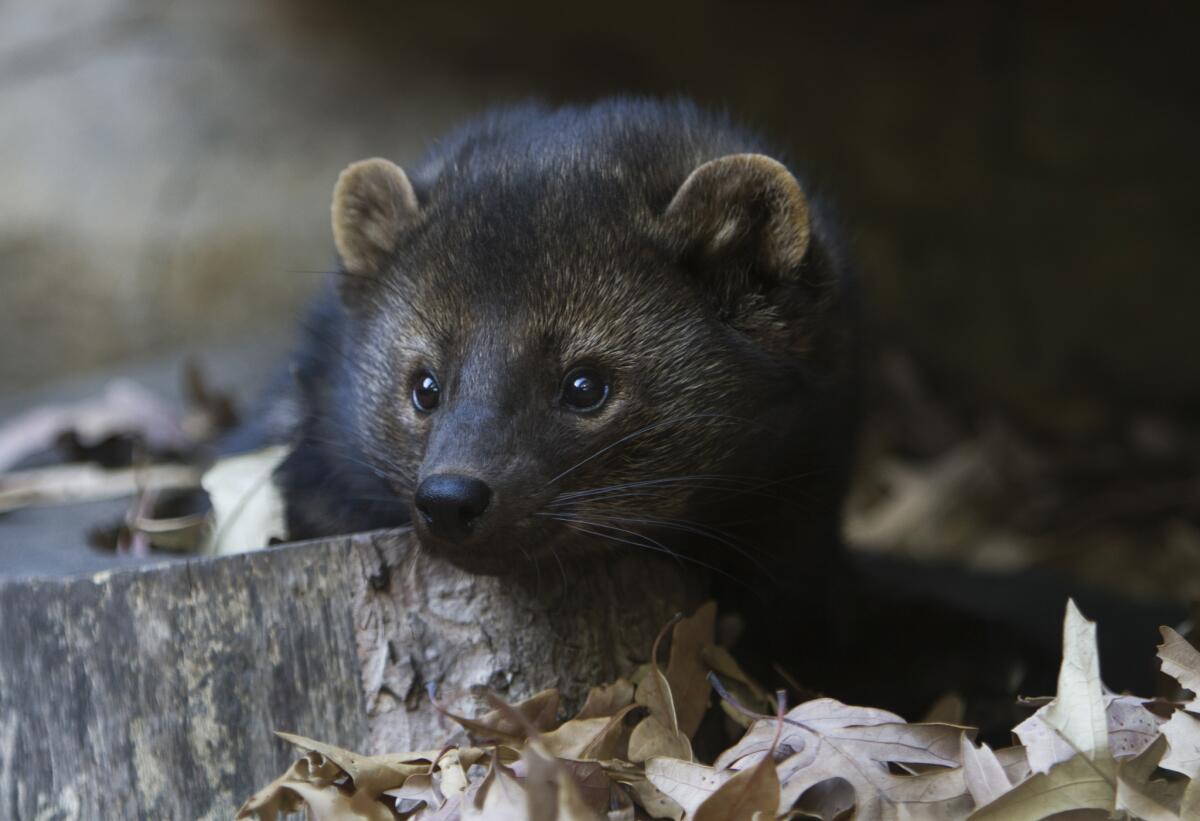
[278,98,857,582]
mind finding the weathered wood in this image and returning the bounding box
[0,535,369,820]
[352,530,706,756]
[0,529,705,819]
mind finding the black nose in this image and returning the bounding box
[414,474,492,543]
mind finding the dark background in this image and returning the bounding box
[2,1,1197,598]
[305,2,1200,416]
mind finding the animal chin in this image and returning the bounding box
[417,537,524,576]
[412,517,579,576]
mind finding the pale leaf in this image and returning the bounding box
[1160,709,1200,778]
[384,773,444,812]
[632,628,692,763]
[636,656,682,737]
[968,754,1114,820]
[442,688,560,743]
[623,776,684,821]
[629,715,692,763]
[575,679,635,720]
[1182,778,1200,819]
[541,717,618,759]
[693,745,780,821]
[1159,626,1200,710]
[464,760,528,821]
[665,601,716,739]
[1106,694,1166,760]
[959,736,1010,807]
[1015,693,1162,773]
[719,700,963,776]
[202,445,290,555]
[703,644,776,727]
[1041,600,1111,771]
[644,757,733,817]
[1115,735,1183,821]
[715,698,975,819]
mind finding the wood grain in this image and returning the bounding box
[0,529,704,818]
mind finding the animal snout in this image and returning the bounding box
[414,474,493,543]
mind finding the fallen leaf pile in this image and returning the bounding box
[0,368,298,555]
[239,600,1200,820]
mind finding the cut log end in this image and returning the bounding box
[0,529,706,818]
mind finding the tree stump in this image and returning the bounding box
[0,529,705,819]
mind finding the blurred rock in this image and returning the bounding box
[1,1,1197,416]
[0,0,504,390]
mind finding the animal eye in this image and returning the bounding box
[561,366,609,412]
[411,370,441,413]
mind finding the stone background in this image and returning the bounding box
[2,2,1197,423]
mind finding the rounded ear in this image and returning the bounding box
[331,158,420,273]
[663,153,812,285]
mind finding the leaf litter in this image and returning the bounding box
[239,599,1200,820]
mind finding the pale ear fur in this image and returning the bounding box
[664,153,811,277]
[331,158,420,272]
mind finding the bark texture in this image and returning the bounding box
[0,530,703,819]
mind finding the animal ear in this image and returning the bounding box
[331,158,420,273]
[663,154,812,289]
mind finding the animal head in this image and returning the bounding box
[324,107,845,574]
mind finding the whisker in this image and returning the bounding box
[547,513,748,587]
[543,413,751,486]
[295,432,412,485]
[541,509,769,573]
[549,468,830,508]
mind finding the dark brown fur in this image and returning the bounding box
[278,99,857,586]
[262,99,1185,734]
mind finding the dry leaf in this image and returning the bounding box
[750,701,972,820]
[464,758,529,820]
[0,379,187,473]
[202,445,290,555]
[622,776,685,821]
[442,688,561,744]
[1015,693,1163,773]
[237,751,340,820]
[384,773,444,812]
[644,758,734,816]
[538,702,638,761]
[703,644,776,727]
[1013,600,1117,780]
[1183,778,1200,820]
[665,601,716,739]
[959,736,1011,807]
[542,716,623,759]
[274,731,429,795]
[717,699,962,773]
[694,713,781,821]
[0,462,199,513]
[575,679,636,720]
[1114,735,1182,821]
[789,777,856,820]
[1042,600,1112,772]
[1159,709,1200,778]
[512,736,608,821]
[555,760,611,816]
[629,715,692,763]
[630,620,692,763]
[241,603,1197,821]
[1159,626,1200,710]
[968,754,1114,820]
[237,744,399,821]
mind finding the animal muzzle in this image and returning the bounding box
[413,473,493,543]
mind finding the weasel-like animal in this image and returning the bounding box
[278,99,857,582]
[261,98,1181,732]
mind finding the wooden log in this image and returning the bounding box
[0,529,704,819]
